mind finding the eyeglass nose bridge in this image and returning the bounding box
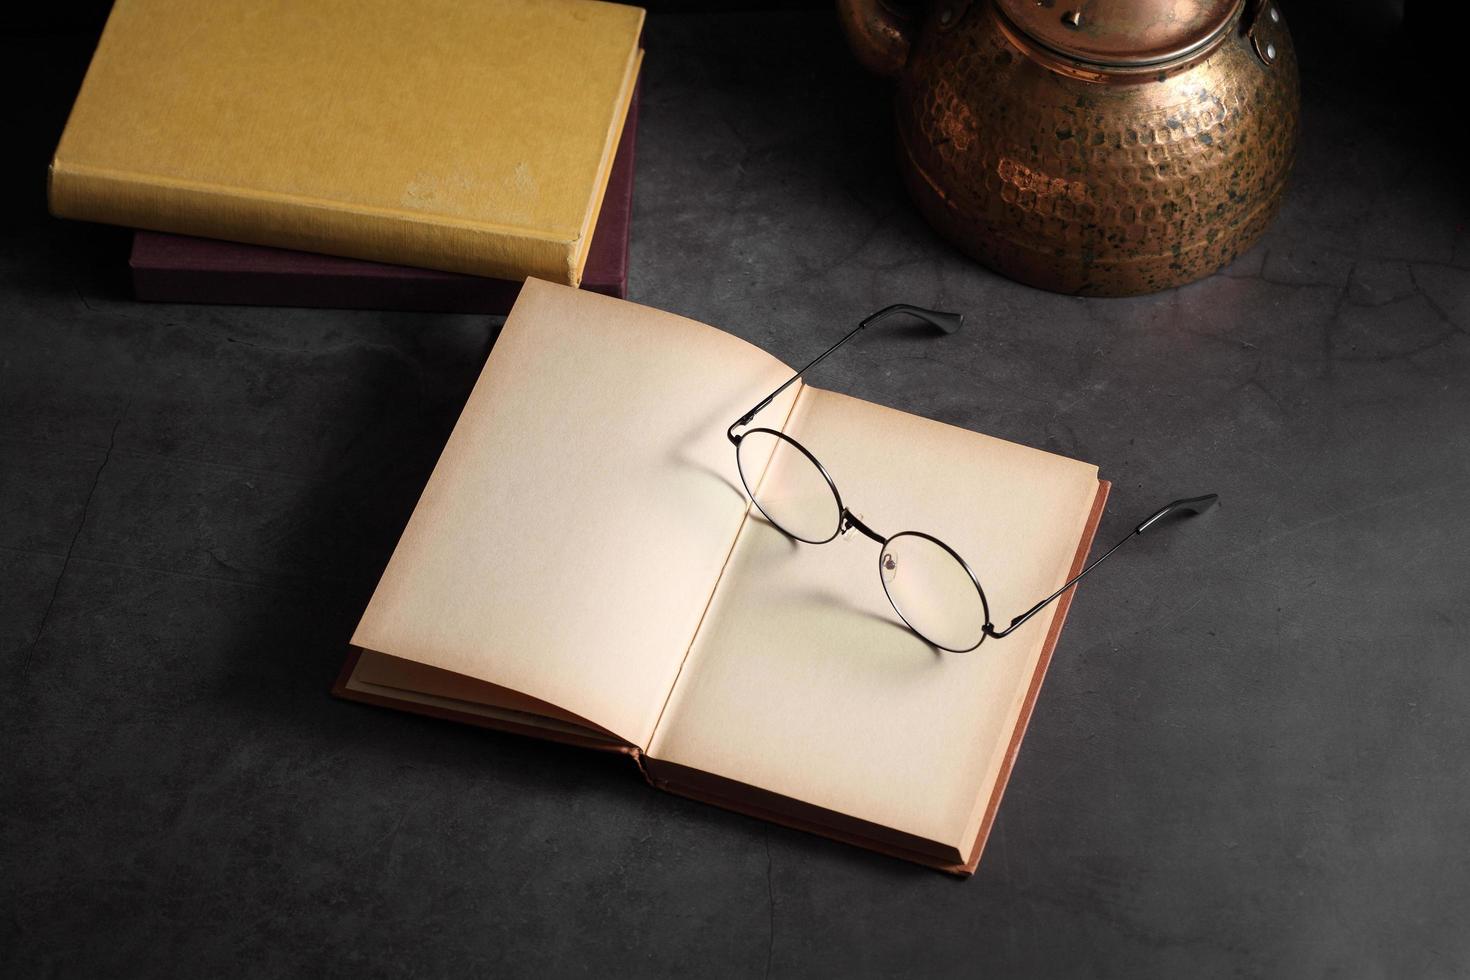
[839,509,888,545]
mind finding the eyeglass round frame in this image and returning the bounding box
[734,426,993,653]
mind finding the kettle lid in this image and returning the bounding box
[993,0,1242,68]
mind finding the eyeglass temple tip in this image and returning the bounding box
[927,309,965,334]
[990,492,1221,638]
[862,304,965,335]
[1135,493,1220,534]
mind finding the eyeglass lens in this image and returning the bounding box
[880,532,987,652]
[736,429,842,544]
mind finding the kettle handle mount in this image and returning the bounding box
[836,0,916,78]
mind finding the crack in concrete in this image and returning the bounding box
[764,832,776,980]
[20,398,129,674]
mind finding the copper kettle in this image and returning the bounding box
[838,0,1299,296]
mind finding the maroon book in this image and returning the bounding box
[130,79,640,314]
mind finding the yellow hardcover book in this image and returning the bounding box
[48,0,645,286]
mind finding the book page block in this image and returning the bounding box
[352,280,798,747]
[649,386,1100,851]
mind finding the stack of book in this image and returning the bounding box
[49,0,645,312]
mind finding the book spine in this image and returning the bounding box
[47,160,581,286]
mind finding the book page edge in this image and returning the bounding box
[642,756,970,873]
[956,477,1111,873]
[332,647,638,756]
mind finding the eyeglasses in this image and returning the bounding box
[727,304,1219,652]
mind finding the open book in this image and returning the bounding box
[338,279,1108,874]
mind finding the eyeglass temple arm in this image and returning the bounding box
[727,304,964,444]
[983,494,1220,640]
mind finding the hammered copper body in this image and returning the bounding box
[838,0,1300,296]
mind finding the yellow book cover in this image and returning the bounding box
[48,0,645,286]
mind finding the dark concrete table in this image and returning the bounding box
[5,6,1466,977]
